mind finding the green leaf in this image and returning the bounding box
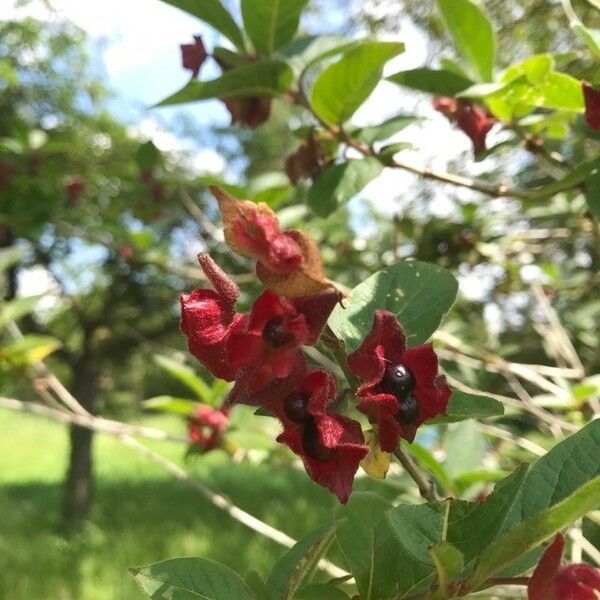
[130,557,256,599]
[428,391,504,424]
[157,0,246,51]
[0,295,43,329]
[443,421,486,479]
[586,169,600,218]
[484,56,584,118]
[0,246,26,272]
[135,141,161,171]
[572,23,600,59]
[307,158,383,217]
[156,61,293,107]
[385,467,528,595]
[142,396,199,416]
[377,142,413,164]
[429,542,464,594]
[328,261,458,353]
[244,571,270,600]
[267,522,339,600]
[437,0,496,81]
[528,156,600,199]
[0,334,61,366]
[154,355,213,403]
[281,35,358,77]
[294,584,350,599]
[241,0,308,56]
[518,419,600,520]
[466,476,600,590]
[334,492,401,600]
[351,115,422,145]
[387,68,473,96]
[311,41,405,125]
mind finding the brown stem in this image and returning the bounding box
[393,446,438,502]
[291,86,533,200]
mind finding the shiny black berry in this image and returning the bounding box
[301,418,334,462]
[395,394,419,426]
[263,317,293,347]
[283,392,310,423]
[382,363,415,401]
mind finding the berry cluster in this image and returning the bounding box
[180,187,451,502]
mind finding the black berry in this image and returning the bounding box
[301,418,334,462]
[263,317,293,347]
[283,392,310,423]
[381,363,415,401]
[395,394,419,425]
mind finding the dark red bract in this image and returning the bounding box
[188,404,230,452]
[347,309,450,452]
[180,35,207,78]
[66,176,85,202]
[274,370,368,503]
[223,96,272,128]
[180,254,244,381]
[456,101,496,154]
[434,97,496,154]
[583,82,600,131]
[227,291,310,392]
[528,534,600,600]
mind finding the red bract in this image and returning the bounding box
[180,35,207,78]
[66,176,85,202]
[275,370,368,503]
[435,97,495,155]
[347,309,450,451]
[188,404,230,452]
[223,96,272,128]
[456,101,496,154]
[227,290,310,392]
[211,186,333,297]
[0,161,14,189]
[529,534,600,600]
[433,96,458,117]
[180,254,245,381]
[582,82,600,131]
[211,185,303,274]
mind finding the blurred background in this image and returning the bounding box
[1,0,599,598]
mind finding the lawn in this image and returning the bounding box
[0,409,370,599]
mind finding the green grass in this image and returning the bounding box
[0,409,391,600]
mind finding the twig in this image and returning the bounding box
[292,82,533,202]
[477,423,546,457]
[444,374,578,434]
[0,397,349,579]
[5,323,350,579]
[0,397,188,443]
[530,284,585,375]
[393,445,437,502]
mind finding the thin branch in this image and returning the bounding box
[0,397,349,579]
[0,397,188,443]
[477,423,546,457]
[393,445,438,503]
[444,374,578,434]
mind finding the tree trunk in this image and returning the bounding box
[62,356,99,529]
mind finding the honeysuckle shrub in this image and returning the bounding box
[130,0,600,598]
